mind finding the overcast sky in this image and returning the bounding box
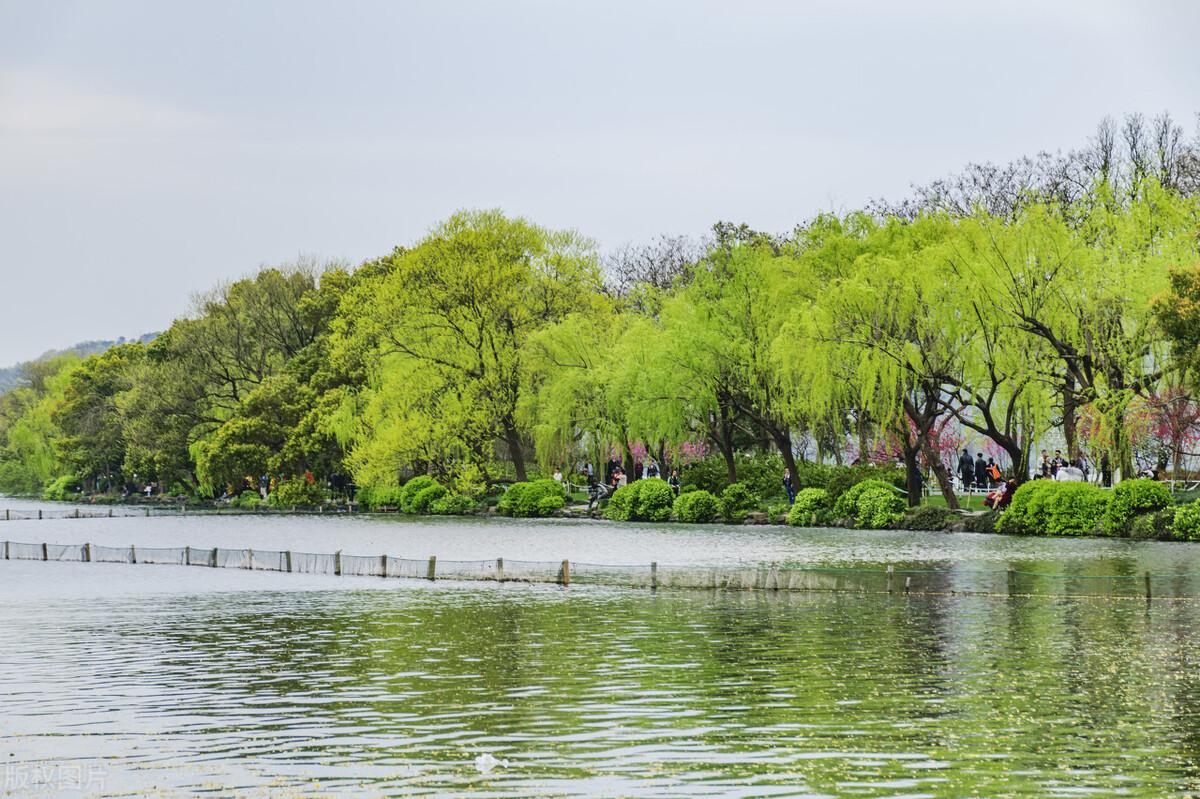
[1,0,1198,365]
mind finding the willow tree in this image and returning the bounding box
[782,215,965,507]
[957,186,1199,479]
[333,210,602,485]
[521,307,634,475]
[0,355,79,494]
[671,243,806,478]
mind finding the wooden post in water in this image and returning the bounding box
[904,576,911,593]
[185,546,191,566]
[560,559,570,587]
[130,545,137,564]
[651,561,658,591]
[426,555,437,581]
[886,565,895,594]
[496,557,504,582]
[108,508,113,518]
[1144,571,1152,601]
[38,510,42,520]
[3,541,7,559]
[285,551,293,573]
[145,508,150,517]
[41,542,48,561]
[380,554,388,578]
[334,550,342,576]
[83,543,91,562]
[1007,569,1016,596]
[4,510,8,521]
[247,549,254,570]
[210,547,218,568]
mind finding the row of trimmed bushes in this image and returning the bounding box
[782,480,907,530]
[995,478,1200,540]
[357,476,477,515]
[348,471,1200,540]
[604,479,776,523]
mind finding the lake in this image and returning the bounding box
[3,501,1200,797]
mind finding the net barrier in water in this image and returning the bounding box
[0,506,364,521]
[5,538,1200,599]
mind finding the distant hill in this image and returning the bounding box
[0,332,159,394]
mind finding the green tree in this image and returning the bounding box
[333,210,602,485]
[53,344,143,492]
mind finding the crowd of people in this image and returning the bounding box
[955,450,1004,491]
[563,457,687,510]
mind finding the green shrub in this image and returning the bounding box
[832,479,895,520]
[604,484,637,521]
[634,478,675,521]
[767,502,791,522]
[1174,501,1200,541]
[606,478,674,522]
[408,483,448,514]
[230,492,263,509]
[672,489,723,523]
[41,474,82,501]
[498,479,565,517]
[1129,509,1177,541]
[853,485,906,529]
[899,505,955,531]
[269,478,327,508]
[995,480,1048,534]
[395,476,438,513]
[719,482,758,522]
[1103,478,1174,536]
[429,493,476,515]
[827,479,905,529]
[997,480,1109,536]
[356,484,404,510]
[786,487,831,527]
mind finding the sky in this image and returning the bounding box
[1,0,1198,365]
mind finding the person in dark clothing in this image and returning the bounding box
[667,469,681,495]
[782,467,796,505]
[1051,450,1065,477]
[974,454,987,489]
[958,450,974,491]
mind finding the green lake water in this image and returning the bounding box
[2,507,1200,796]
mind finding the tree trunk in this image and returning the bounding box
[902,440,922,508]
[919,436,959,509]
[857,411,870,464]
[708,405,738,485]
[1063,376,1079,460]
[502,422,527,482]
[768,426,798,488]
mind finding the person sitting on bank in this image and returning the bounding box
[667,469,681,495]
[986,479,1018,510]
